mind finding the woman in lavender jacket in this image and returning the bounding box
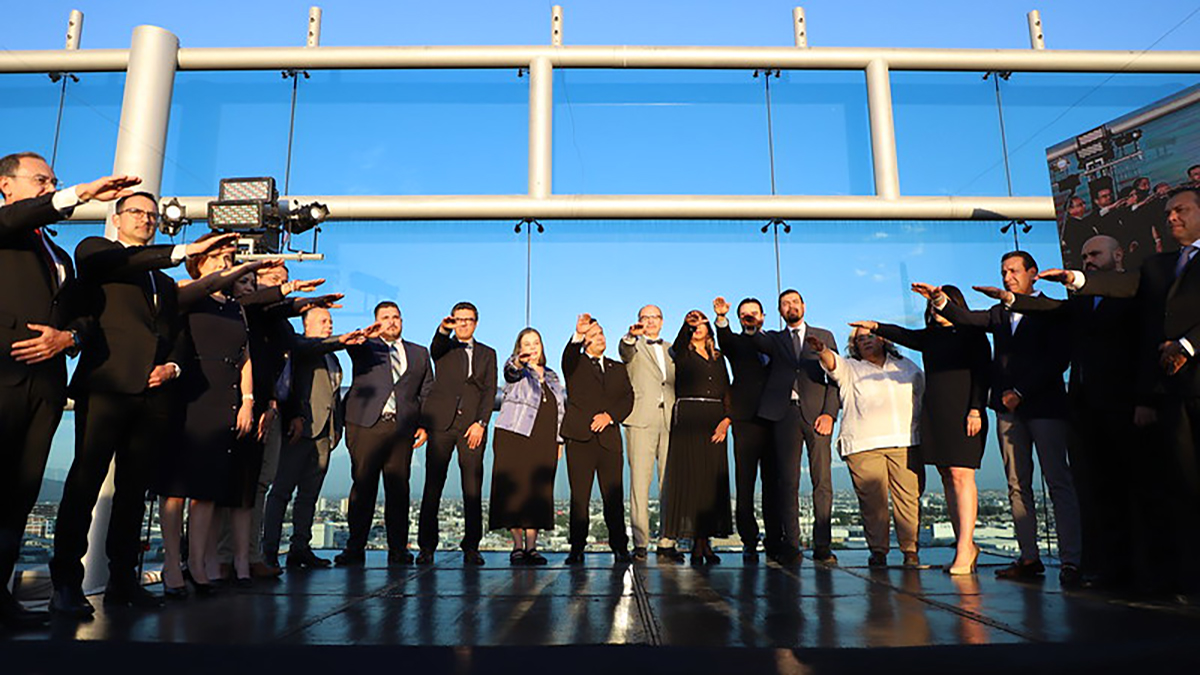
[489,327,567,565]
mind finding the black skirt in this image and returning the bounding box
[488,387,559,531]
[661,399,733,539]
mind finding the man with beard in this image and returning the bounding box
[712,296,777,562]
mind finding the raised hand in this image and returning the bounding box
[1037,268,1076,285]
[627,322,645,337]
[910,282,941,300]
[338,329,368,345]
[290,278,325,293]
[441,316,457,332]
[186,232,239,258]
[713,296,731,317]
[575,313,593,336]
[361,321,384,339]
[848,320,879,332]
[75,174,141,202]
[973,285,1014,304]
[685,310,702,327]
[804,335,826,353]
[295,293,344,311]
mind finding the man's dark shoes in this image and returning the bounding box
[742,545,759,563]
[995,558,1045,580]
[463,549,486,565]
[632,546,649,562]
[868,552,888,568]
[388,550,415,566]
[655,546,685,564]
[50,586,94,619]
[250,560,283,578]
[415,549,435,565]
[333,550,366,566]
[813,546,839,566]
[103,583,164,609]
[288,549,333,569]
[1058,563,1082,589]
[613,548,632,564]
[0,592,50,630]
[774,547,802,566]
[565,548,585,565]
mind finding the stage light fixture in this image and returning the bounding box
[286,201,329,235]
[218,176,276,202]
[158,197,190,237]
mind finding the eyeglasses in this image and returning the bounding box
[5,174,61,188]
[118,207,160,222]
[453,317,477,324]
[638,314,662,321]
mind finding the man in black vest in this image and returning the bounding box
[0,152,137,630]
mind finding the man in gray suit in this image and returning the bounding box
[263,307,355,570]
[619,304,682,562]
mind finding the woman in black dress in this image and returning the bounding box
[660,310,733,565]
[489,328,566,565]
[157,238,259,594]
[851,285,991,574]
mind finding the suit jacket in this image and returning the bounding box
[345,338,434,433]
[1009,292,1139,412]
[423,330,497,432]
[561,339,634,452]
[938,297,1071,419]
[715,322,769,422]
[1079,251,1200,401]
[240,285,301,406]
[287,337,348,445]
[69,236,182,397]
[0,194,84,403]
[749,324,840,424]
[618,334,675,428]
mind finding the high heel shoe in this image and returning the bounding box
[163,584,189,600]
[945,544,981,576]
[703,550,722,565]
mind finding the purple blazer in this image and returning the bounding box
[494,355,566,443]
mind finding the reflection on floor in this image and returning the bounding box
[6,547,1200,673]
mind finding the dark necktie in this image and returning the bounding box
[1176,245,1198,278]
[31,228,60,288]
[791,329,803,360]
[645,338,664,345]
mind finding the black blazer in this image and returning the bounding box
[714,322,767,422]
[240,286,301,406]
[1079,252,1200,401]
[69,237,182,397]
[749,325,840,424]
[344,338,434,432]
[0,194,84,403]
[1009,292,1139,412]
[560,339,634,452]
[423,330,497,432]
[938,298,1071,419]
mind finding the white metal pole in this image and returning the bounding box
[308,7,322,48]
[793,8,807,48]
[529,56,553,199]
[1028,10,1045,50]
[65,10,83,50]
[551,5,564,47]
[866,59,900,200]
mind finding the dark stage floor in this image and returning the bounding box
[5,547,1200,674]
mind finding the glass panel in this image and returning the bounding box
[770,70,874,196]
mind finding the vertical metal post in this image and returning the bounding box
[308,6,322,47]
[793,7,807,48]
[1027,10,1045,50]
[528,56,553,199]
[865,59,900,200]
[65,9,83,50]
[105,25,179,239]
[551,5,563,47]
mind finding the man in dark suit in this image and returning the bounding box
[0,152,138,630]
[50,193,236,617]
[562,315,635,564]
[918,250,1082,587]
[746,289,839,565]
[712,296,777,562]
[335,301,433,566]
[263,307,358,570]
[977,236,1140,589]
[1042,187,1200,598]
[417,301,496,565]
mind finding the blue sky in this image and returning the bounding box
[3,1,1199,497]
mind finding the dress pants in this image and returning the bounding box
[262,426,334,559]
[732,418,776,552]
[50,389,170,591]
[844,447,923,555]
[996,413,1082,566]
[1068,397,1135,584]
[566,437,629,551]
[773,403,833,553]
[1156,395,1200,593]
[344,419,414,553]
[218,415,280,565]
[0,381,62,590]
[626,422,674,549]
[417,421,485,552]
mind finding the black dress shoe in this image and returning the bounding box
[463,550,486,565]
[50,586,94,619]
[333,550,366,566]
[387,550,415,566]
[632,546,649,562]
[1059,564,1083,589]
[415,549,436,565]
[612,548,632,564]
[163,584,189,600]
[813,546,839,566]
[655,546,685,564]
[289,549,333,569]
[104,583,164,609]
[995,558,1045,580]
[0,592,50,630]
[867,552,888,568]
[565,548,585,565]
[232,576,254,589]
[742,546,759,563]
[192,581,219,598]
[775,547,802,566]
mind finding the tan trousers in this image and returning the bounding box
[844,447,922,554]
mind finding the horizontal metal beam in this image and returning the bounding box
[3,45,1200,74]
[68,194,1055,222]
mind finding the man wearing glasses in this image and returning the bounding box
[416,302,497,565]
[619,304,681,563]
[50,192,237,617]
[0,151,139,630]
